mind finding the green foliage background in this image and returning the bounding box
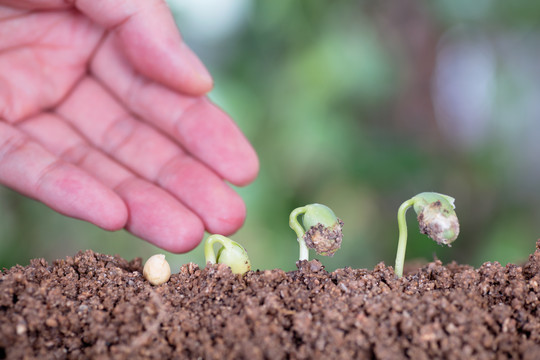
[1,1,540,272]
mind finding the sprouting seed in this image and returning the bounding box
[204,234,251,275]
[394,192,460,277]
[289,203,344,261]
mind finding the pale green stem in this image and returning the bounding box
[204,234,230,265]
[289,206,309,261]
[395,198,416,277]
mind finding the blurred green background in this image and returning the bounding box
[2,1,540,272]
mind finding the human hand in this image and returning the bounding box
[0,0,259,252]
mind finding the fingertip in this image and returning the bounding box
[118,179,205,253]
[175,99,259,185]
[159,207,205,253]
[227,146,260,187]
[177,42,214,95]
[95,195,129,231]
[205,191,247,236]
[111,6,214,96]
[157,157,248,237]
[163,219,204,253]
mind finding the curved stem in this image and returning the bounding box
[204,234,229,265]
[289,206,309,261]
[394,198,416,277]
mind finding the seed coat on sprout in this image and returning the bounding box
[394,192,460,277]
[289,203,344,261]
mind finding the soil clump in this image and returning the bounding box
[2,241,540,359]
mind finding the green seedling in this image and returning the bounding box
[289,203,344,261]
[204,234,251,275]
[395,192,460,277]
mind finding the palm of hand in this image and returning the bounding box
[1,8,100,120]
[0,3,258,252]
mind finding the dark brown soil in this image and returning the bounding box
[2,241,540,359]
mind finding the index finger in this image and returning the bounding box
[92,36,259,187]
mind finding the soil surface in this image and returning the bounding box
[1,241,540,359]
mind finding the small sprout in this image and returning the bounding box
[204,234,251,275]
[143,254,171,285]
[395,192,460,277]
[289,203,344,261]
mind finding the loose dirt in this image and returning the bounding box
[1,241,540,359]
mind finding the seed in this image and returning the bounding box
[143,254,171,285]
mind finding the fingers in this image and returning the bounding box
[75,0,212,96]
[18,113,205,253]
[1,0,211,98]
[91,35,260,186]
[0,121,127,231]
[56,77,247,235]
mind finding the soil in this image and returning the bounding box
[1,241,540,359]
